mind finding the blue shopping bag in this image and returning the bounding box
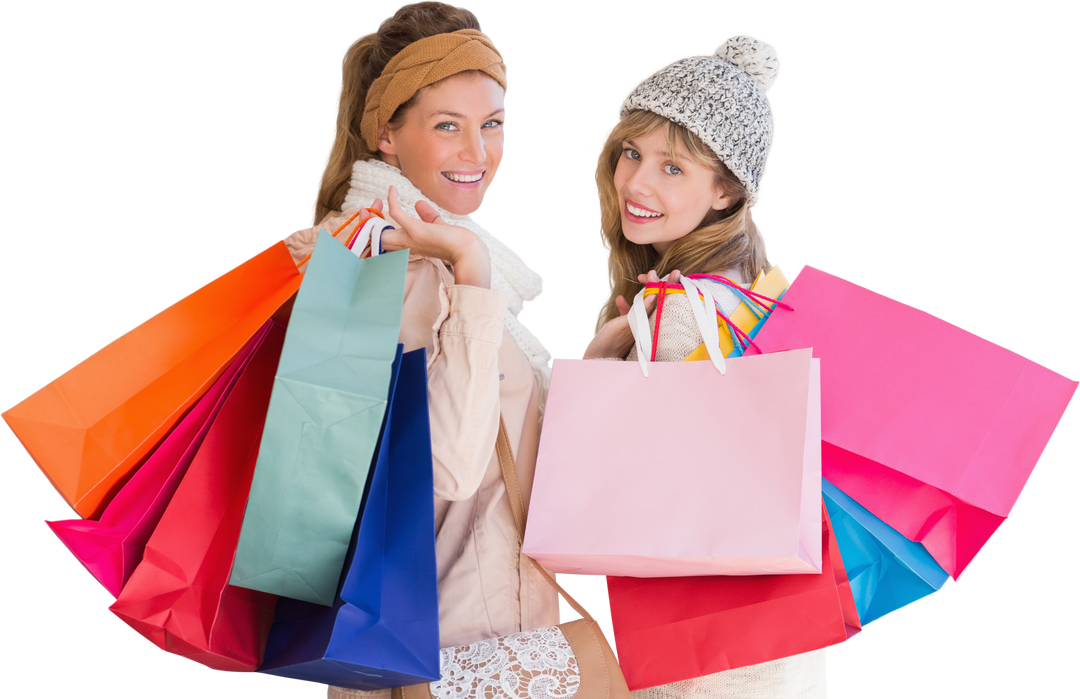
[257,346,440,689]
[823,478,948,624]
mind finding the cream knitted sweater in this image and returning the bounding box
[624,275,828,699]
[631,651,826,699]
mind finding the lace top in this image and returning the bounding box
[433,626,580,699]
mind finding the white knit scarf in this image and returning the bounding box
[343,158,552,401]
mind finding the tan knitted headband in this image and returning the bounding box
[360,29,507,151]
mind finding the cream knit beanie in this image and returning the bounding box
[617,31,786,210]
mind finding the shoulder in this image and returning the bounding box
[691,275,743,316]
[649,273,742,321]
[282,209,360,267]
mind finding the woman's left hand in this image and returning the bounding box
[383,185,491,289]
[582,268,680,360]
[636,269,680,285]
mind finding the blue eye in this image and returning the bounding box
[623,148,641,160]
[482,119,503,128]
[436,122,459,131]
[664,163,682,175]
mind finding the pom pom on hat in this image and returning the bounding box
[716,36,779,91]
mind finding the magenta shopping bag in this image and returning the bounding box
[523,349,822,577]
[47,322,272,597]
[749,267,1077,578]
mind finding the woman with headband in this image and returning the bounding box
[282,5,558,697]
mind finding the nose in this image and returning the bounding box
[461,127,487,164]
[625,161,653,198]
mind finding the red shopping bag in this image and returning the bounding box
[3,242,301,518]
[46,322,272,597]
[108,321,284,671]
[748,267,1078,577]
[608,504,859,692]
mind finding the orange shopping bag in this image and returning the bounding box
[3,242,302,518]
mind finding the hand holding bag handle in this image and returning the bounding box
[348,215,395,258]
[396,418,630,699]
[629,275,725,377]
[642,272,794,364]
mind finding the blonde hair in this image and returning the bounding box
[314,3,481,223]
[595,110,771,332]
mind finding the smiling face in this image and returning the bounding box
[612,127,732,254]
[377,72,505,216]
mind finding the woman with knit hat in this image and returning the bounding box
[282,4,558,697]
[584,37,827,698]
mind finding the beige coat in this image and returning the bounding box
[284,212,560,697]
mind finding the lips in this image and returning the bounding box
[443,170,485,186]
[624,199,663,223]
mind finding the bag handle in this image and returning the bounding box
[496,417,596,624]
[631,274,793,373]
[691,274,793,314]
[645,285,755,357]
[294,207,385,269]
[351,216,395,258]
[629,275,726,377]
[627,287,654,376]
[680,276,725,373]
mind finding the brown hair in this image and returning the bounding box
[314,3,481,223]
[595,110,771,332]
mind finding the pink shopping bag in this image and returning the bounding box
[109,321,284,671]
[45,322,272,597]
[748,267,1078,578]
[523,349,822,577]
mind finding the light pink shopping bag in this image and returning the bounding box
[748,267,1077,578]
[523,349,821,577]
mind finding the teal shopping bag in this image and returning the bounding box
[231,232,407,605]
[258,347,440,688]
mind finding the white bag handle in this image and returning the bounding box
[628,287,654,377]
[371,221,395,257]
[679,276,726,375]
[627,276,726,377]
[348,217,394,258]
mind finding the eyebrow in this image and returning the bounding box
[625,139,671,158]
[429,108,505,120]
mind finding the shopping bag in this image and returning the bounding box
[523,348,822,577]
[109,321,284,671]
[46,321,272,597]
[823,478,948,624]
[608,504,860,691]
[3,242,302,518]
[748,267,1078,577]
[231,232,408,606]
[258,347,440,689]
